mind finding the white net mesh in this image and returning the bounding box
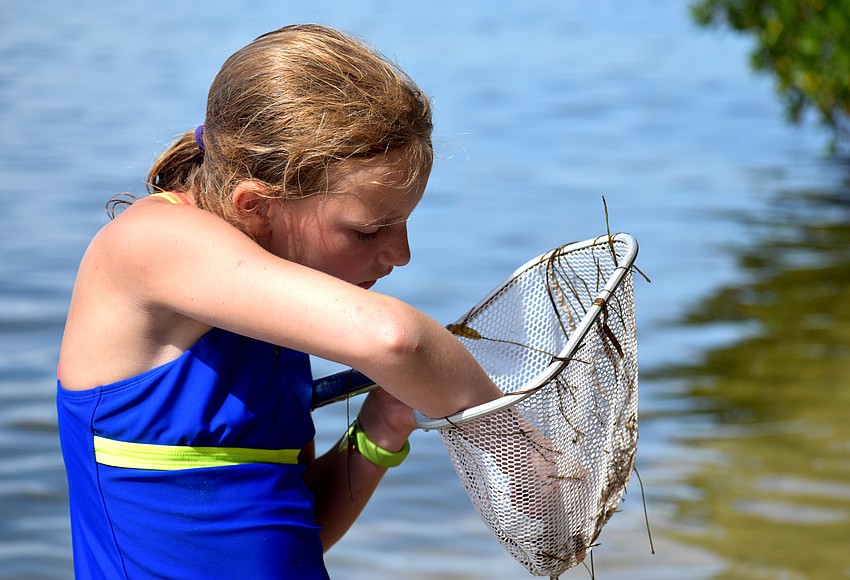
[428,235,638,578]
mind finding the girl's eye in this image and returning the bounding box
[355,229,382,241]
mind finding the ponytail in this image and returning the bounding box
[106,130,205,218]
[146,130,205,195]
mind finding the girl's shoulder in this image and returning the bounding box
[58,196,232,390]
[96,193,238,261]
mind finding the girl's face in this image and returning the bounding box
[264,153,429,289]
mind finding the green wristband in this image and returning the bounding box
[339,419,410,469]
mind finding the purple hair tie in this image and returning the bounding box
[194,124,205,152]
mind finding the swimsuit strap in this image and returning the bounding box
[150,192,192,205]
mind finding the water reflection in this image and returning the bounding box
[656,169,850,579]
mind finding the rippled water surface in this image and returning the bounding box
[2,1,847,578]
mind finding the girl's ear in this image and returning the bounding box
[232,181,272,239]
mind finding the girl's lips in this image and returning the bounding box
[358,269,390,290]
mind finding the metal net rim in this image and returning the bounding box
[415,232,639,431]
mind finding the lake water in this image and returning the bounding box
[2,1,848,579]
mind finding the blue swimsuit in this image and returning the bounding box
[57,328,330,579]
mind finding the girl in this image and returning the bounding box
[57,24,501,579]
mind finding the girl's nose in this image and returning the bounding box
[378,224,411,267]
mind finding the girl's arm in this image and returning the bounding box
[63,198,501,417]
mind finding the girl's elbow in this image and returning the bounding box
[371,308,426,359]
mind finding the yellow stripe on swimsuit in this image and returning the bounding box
[150,192,191,205]
[93,436,300,471]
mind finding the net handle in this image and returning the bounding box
[415,232,639,430]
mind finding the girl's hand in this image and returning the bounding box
[356,387,416,453]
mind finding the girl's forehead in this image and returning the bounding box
[340,178,425,221]
[321,164,426,224]
[331,152,425,189]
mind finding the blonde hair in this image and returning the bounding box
[126,24,433,227]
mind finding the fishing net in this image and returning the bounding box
[415,234,639,578]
